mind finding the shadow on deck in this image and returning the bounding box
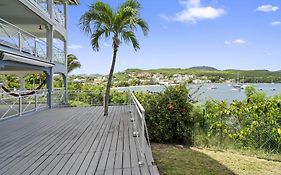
[0,106,159,175]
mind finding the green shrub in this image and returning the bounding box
[137,84,195,145]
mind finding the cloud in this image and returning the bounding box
[224,39,246,45]
[224,41,231,45]
[271,21,281,26]
[256,5,279,12]
[103,43,111,47]
[68,44,82,50]
[160,0,225,24]
[233,39,246,44]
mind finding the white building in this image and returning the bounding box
[0,0,79,108]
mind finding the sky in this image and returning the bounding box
[67,0,281,74]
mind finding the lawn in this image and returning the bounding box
[152,144,281,175]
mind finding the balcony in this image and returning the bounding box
[0,18,66,65]
[30,0,66,27]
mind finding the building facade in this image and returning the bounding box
[0,0,78,108]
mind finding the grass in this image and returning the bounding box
[152,144,281,175]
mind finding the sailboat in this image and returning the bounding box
[232,73,242,90]
[232,73,247,90]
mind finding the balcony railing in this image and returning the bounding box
[0,18,66,65]
[0,18,50,62]
[53,46,66,64]
[29,0,65,27]
[54,4,65,27]
[0,89,48,119]
[30,0,48,12]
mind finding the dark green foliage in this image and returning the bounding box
[137,85,194,145]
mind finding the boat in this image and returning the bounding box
[241,84,248,89]
[232,73,247,90]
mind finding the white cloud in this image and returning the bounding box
[224,39,246,45]
[256,5,279,12]
[103,43,111,47]
[233,39,246,44]
[224,41,231,45]
[161,0,225,24]
[271,21,281,26]
[68,44,82,50]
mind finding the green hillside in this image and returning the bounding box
[122,67,281,83]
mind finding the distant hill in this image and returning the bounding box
[119,67,281,83]
[189,66,218,71]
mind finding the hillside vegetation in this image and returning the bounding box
[123,67,281,83]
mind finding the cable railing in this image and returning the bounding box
[53,3,65,27]
[52,88,66,107]
[30,0,48,12]
[0,89,48,120]
[28,0,66,28]
[0,18,50,62]
[128,91,153,165]
[53,46,66,64]
[68,90,105,106]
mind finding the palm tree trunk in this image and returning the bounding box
[104,48,118,116]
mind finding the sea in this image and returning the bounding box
[115,83,281,103]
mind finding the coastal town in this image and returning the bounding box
[69,71,233,87]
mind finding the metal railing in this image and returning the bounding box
[68,90,105,106]
[52,89,66,107]
[128,91,153,165]
[0,18,66,64]
[53,3,65,27]
[0,18,50,62]
[30,0,48,12]
[53,46,66,64]
[0,90,48,120]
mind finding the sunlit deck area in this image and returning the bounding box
[0,106,159,175]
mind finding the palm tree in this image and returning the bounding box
[80,0,149,116]
[67,54,81,74]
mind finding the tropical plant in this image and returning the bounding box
[80,0,149,116]
[67,54,81,74]
[136,85,195,145]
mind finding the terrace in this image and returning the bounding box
[0,91,159,175]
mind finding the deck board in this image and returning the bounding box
[0,106,159,175]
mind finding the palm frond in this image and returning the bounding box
[91,27,111,51]
[80,1,113,35]
[67,54,81,73]
[136,18,149,35]
[121,31,140,51]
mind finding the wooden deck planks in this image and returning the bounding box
[0,106,159,175]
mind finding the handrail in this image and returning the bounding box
[128,90,153,165]
[131,92,145,113]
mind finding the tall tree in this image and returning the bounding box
[67,54,81,74]
[80,0,149,116]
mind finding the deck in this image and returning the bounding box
[0,106,159,175]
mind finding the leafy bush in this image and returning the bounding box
[196,86,281,153]
[137,84,195,145]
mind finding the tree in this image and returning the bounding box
[67,54,81,74]
[80,0,149,116]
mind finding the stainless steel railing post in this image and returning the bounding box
[19,96,22,116]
